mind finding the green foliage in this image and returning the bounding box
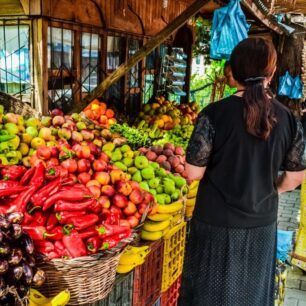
[193,17,211,62]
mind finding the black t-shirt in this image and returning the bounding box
[186,96,306,228]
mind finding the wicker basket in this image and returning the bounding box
[0,91,40,118]
[37,233,138,305]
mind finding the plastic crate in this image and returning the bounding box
[160,275,182,306]
[91,272,133,306]
[161,222,186,292]
[133,239,164,306]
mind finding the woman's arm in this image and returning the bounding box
[185,162,206,181]
[277,171,305,194]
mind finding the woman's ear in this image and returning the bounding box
[268,66,277,82]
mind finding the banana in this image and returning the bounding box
[187,189,197,199]
[171,214,182,225]
[117,263,136,274]
[189,180,199,190]
[29,289,49,305]
[124,245,149,254]
[186,198,196,207]
[51,289,70,306]
[141,230,163,241]
[143,219,170,232]
[119,253,144,265]
[148,213,173,221]
[157,202,183,214]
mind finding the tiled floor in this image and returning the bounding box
[278,190,306,305]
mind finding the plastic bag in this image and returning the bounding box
[290,75,304,99]
[210,0,250,60]
[278,71,294,97]
[277,230,293,262]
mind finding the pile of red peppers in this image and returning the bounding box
[0,163,132,259]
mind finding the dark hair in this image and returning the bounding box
[224,61,231,71]
[230,38,277,140]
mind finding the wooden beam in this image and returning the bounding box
[70,0,210,113]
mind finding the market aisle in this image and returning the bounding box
[278,191,306,305]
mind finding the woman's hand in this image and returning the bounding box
[185,163,206,181]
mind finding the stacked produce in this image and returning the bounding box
[116,245,150,274]
[0,213,45,305]
[0,160,153,259]
[137,96,199,129]
[138,143,188,180]
[185,180,199,218]
[82,99,117,129]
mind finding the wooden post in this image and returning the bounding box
[70,0,210,113]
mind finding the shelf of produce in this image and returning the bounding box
[160,275,182,306]
[161,222,186,292]
[133,239,164,306]
[92,272,134,306]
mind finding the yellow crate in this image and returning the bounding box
[161,221,186,292]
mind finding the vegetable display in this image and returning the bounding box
[0,213,45,306]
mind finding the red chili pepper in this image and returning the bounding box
[0,206,9,214]
[46,213,58,231]
[45,166,61,180]
[88,200,101,214]
[47,226,64,241]
[62,231,87,258]
[35,240,55,253]
[68,214,99,231]
[56,211,86,225]
[31,210,48,226]
[86,237,101,254]
[21,211,34,226]
[54,241,70,258]
[23,226,55,240]
[31,178,61,207]
[54,198,94,212]
[100,236,120,250]
[78,227,98,239]
[43,190,92,211]
[7,185,37,213]
[0,180,20,189]
[20,167,35,185]
[29,162,45,189]
[109,206,121,225]
[1,165,26,181]
[0,186,28,197]
[96,224,131,238]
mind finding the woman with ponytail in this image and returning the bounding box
[179,38,306,306]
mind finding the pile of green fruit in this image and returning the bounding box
[134,120,165,140]
[102,143,187,204]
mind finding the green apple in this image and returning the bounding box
[120,144,131,153]
[26,126,38,138]
[134,156,149,169]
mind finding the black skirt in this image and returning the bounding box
[178,218,276,306]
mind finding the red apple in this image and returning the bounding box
[130,181,140,189]
[94,172,110,185]
[112,193,128,208]
[139,147,148,154]
[156,155,167,164]
[97,196,111,209]
[78,172,91,185]
[61,159,78,173]
[101,185,116,197]
[124,201,137,216]
[142,192,154,205]
[138,203,148,214]
[134,211,141,219]
[93,159,108,172]
[87,142,98,156]
[129,189,144,205]
[36,145,51,161]
[127,216,139,228]
[99,152,110,163]
[50,146,59,158]
[77,159,91,173]
[52,115,65,126]
[88,185,101,198]
[116,181,133,196]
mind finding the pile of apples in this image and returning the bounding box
[139,143,188,180]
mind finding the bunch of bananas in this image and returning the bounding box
[141,201,184,241]
[117,246,150,274]
[185,180,199,218]
[29,288,70,306]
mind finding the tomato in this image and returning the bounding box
[77,159,91,173]
[127,216,139,228]
[93,159,108,172]
[61,158,78,173]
